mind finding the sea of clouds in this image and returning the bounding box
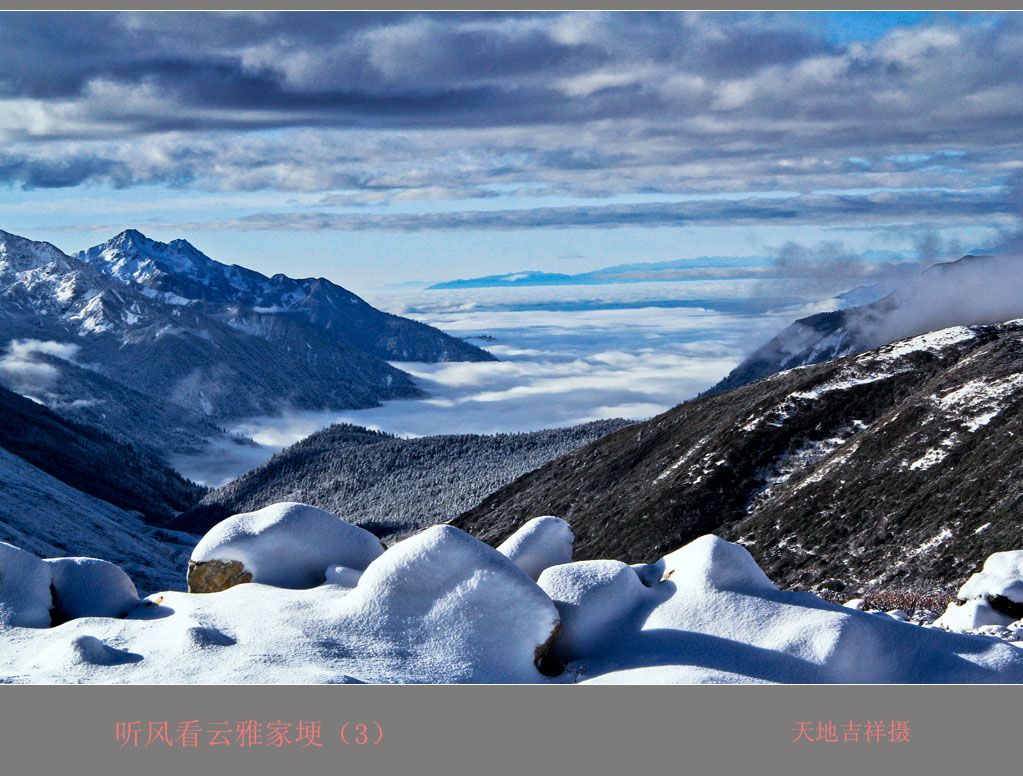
[173,280,834,486]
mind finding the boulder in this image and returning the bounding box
[189,502,384,591]
[0,541,52,628]
[496,516,574,581]
[45,557,139,621]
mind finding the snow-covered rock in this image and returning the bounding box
[497,516,574,581]
[937,550,1023,630]
[340,525,562,682]
[189,503,384,591]
[0,542,52,628]
[560,535,1023,684]
[3,532,1023,684]
[538,560,648,660]
[958,550,1023,610]
[45,557,139,621]
[658,534,777,594]
[934,599,1016,632]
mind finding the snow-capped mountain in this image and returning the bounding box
[709,252,1023,394]
[454,320,1023,594]
[0,229,427,451]
[77,229,495,363]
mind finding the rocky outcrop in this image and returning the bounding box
[187,559,252,594]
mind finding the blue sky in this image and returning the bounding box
[1,11,1020,293]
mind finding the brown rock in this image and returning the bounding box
[187,559,252,594]
[534,620,563,677]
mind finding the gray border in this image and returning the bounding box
[2,684,1019,775]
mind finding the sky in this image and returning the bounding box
[1,11,1021,293]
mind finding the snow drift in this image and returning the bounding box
[1,507,1022,684]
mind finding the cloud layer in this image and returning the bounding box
[1,12,1020,238]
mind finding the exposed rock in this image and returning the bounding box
[187,559,252,594]
[988,594,1023,621]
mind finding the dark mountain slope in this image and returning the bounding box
[453,323,1023,593]
[174,419,631,540]
[0,384,205,524]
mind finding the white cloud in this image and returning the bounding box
[174,281,817,485]
[0,339,81,397]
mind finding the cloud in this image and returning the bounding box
[0,11,1018,216]
[0,339,81,398]
[152,188,1016,233]
[172,280,810,484]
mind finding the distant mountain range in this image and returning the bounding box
[454,320,1023,594]
[708,252,1023,394]
[174,419,632,541]
[0,228,492,454]
[428,251,913,289]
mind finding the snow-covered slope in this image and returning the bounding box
[1,516,1020,684]
[0,383,204,523]
[78,229,494,363]
[710,252,1023,394]
[0,447,194,594]
[455,319,1023,594]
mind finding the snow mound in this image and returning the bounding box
[558,535,1023,684]
[32,635,142,670]
[958,550,1023,605]
[497,516,574,580]
[658,534,776,594]
[344,525,561,682]
[538,560,648,659]
[45,557,138,620]
[934,599,1016,632]
[0,542,52,628]
[190,502,384,589]
[3,533,1023,684]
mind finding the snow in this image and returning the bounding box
[933,373,1023,432]
[907,527,954,558]
[934,599,1016,632]
[958,550,1023,605]
[874,326,977,361]
[45,557,139,620]
[0,446,193,594]
[538,560,648,659]
[3,514,1023,683]
[0,541,52,628]
[191,502,385,588]
[496,516,574,580]
[341,525,561,683]
[788,368,907,401]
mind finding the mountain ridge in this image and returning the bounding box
[453,320,1023,594]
